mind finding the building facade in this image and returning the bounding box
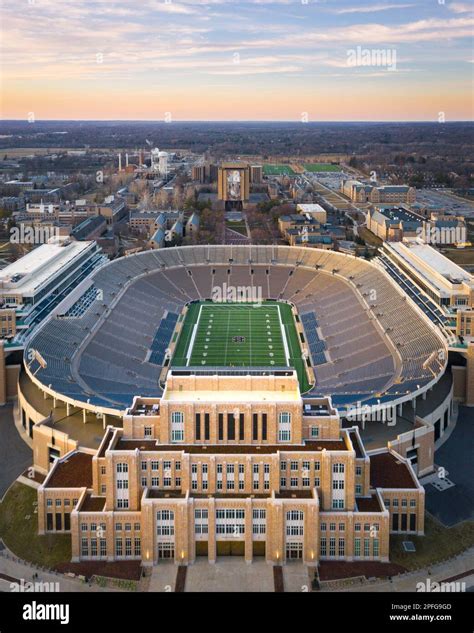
[217,163,251,210]
[341,180,416,204]
[36,370,425,567]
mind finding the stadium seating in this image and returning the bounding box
[25,245,447,411]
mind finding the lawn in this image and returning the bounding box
[304,163,341,172]
[442,247,474,267]
[225,220,247,236]
[358,226,384,248]
[263,164,295,176]
[0,482,71,568]
[389,514,474,571]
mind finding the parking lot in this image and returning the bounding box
[417,189,474,218]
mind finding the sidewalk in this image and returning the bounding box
[0,546,128,593]
[332,547,474,592]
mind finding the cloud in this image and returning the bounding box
[333,3,415,15]
[448,2,474,14]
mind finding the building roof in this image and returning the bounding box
[171,220,183,234]
[295,235,332,245]
[80,494,106,512]
[187,212,200,227]
[0,239,95,297]
[220,162,248,169]
[71,215,106,239]
[44,451,93,489]
[386,239,474,297]
[275,490,314,499]
[373,206,423,226]
[297,204,326,214]
[130,212,160,220]
[114,440,348,453]
[356,494,382,512]
[162,389,299,403]
[377,185,410,193]
[369,451,417,489]
[150,228,165,243]
[348,430,364,458]
[281,214,320,225]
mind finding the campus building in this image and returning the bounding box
[341,180,416,205]
[10,244,467,571]
[0,237,104,350]
[367,206,467,245]
[36,374,424,566]
[217,163,251,210]
[382,239,474,312]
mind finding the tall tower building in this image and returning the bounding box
[217,162,250,210]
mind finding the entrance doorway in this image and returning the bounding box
[286,542,303,560]
[157,543,175,560]
[216,541,245,556]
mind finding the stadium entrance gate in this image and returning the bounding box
[216,541,245,556]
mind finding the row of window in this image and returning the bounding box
[281,460,320,471]
[46,513,70,531]
[319,522,380,533]
[80,522,140,533]
[142,476,180,488]
[281,477,320,488]
[46,498,77,508]
[139,475,327,493]
[141,460,180,472]
[115,459,349,478]
[392,513,417,532]
[115,538,141,558]
[170,412,294,443]
[384,498,417,508]
[320,537,379,558]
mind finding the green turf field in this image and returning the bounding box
[303,163,340,172]
[189,303,287,367]
[172,301,311,392]
[263,164,296,176]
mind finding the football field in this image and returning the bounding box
[171,301,311,391]
[187,303,288,367]
[263,164,296,176]
[303,163,340,172]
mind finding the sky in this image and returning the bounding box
[0,0,473,121]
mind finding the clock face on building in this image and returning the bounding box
[227,169,241,199]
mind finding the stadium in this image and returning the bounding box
[24,244,447,416]
[18,244,457,569]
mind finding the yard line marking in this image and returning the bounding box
[277,304,290,366]
[186,303,202,366]
[224,309,230,366]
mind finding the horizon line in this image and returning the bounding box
[1,118,473,124]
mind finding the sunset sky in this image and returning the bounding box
[1,0,473,121]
